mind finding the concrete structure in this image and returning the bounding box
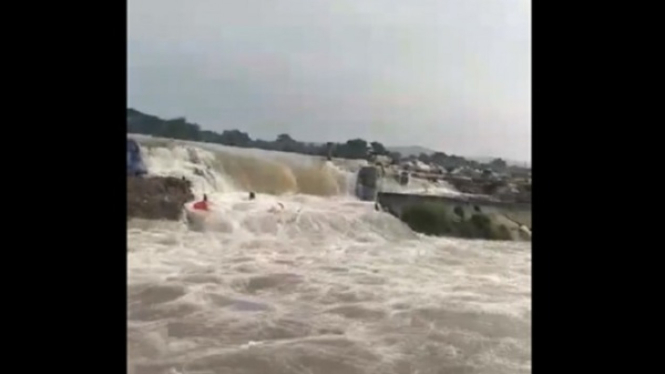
[377,192,531,229]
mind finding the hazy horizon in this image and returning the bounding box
[128,0,531,163]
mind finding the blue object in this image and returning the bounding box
[127,138,148,176]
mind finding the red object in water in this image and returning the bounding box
[193,200,209,211]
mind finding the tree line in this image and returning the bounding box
[127,108,398,161]
[126,108,523,174]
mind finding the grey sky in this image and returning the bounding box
[128,0,531,162]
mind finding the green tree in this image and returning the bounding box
[370,141,388,155]
[276,133,294,143]
[490,158,507,169]
[219,130,252,146]
[431,152,448,166]
[418,153,431,164]
[338,138,369,159]
[389,151,402,164]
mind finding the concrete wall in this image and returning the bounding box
[377,192,531,228]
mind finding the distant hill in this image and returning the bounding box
[387,145,438,157]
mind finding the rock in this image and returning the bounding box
[127,176,195,221]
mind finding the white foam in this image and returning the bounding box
[127,136,532,374]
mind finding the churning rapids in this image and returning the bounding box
[127,134,531,374]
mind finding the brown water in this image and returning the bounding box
[128,138,531,374]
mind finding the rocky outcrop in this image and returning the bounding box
[127,176,194,221]
[377,192,531,241]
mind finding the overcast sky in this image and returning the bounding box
[128,0,531,162]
